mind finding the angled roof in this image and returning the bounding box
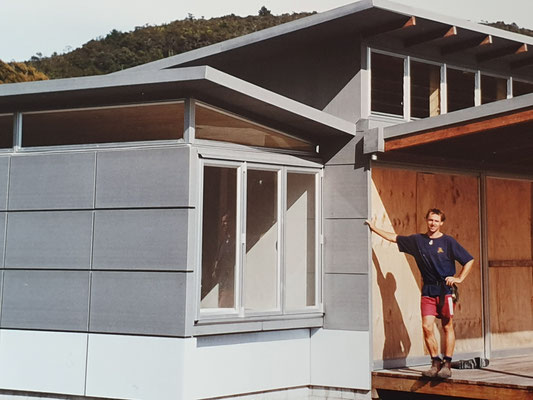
[115,0,533,76]
[0,66,355,143]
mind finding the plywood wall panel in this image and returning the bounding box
[416,173,483,354]
[486,178,533,350]
[372,167,483,363]
[371,167,422,361]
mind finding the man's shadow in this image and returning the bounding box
[373,250,411,365]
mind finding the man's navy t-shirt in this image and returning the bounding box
[396,234,473,296]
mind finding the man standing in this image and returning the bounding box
[366,208,474,378]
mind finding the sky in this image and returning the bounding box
[1,0,533,62]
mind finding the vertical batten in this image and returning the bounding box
[184,98,196,143]
[404,56,411,121]
[13,112,22,152]
[474,70,482,106]
[440,64,448,114]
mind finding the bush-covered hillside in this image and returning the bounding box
[0,9,532,85]
[0,60,48,84]
[26,10,313,79]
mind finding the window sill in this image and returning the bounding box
[193,313,324,336]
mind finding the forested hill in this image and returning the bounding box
[0,60,48,84]
[25,10,314,80]
[0,9,532,84]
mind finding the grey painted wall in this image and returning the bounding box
[184,33,363,123]
[0,145,195,337]
[323,135,371,331]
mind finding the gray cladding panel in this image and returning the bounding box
[323,164,369,219]
[92,209,189,271]
[0,157,9,210]
[95,147,190,208]
[324,218,369,274]
[1,270,90,331]
[323,273,369,331]
[8,152,96,210]
[89,271,187,336]
[5,211,93,269]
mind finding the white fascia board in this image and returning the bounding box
[0,65,355,137]
[372,0,533,45]
[112,0,375,75]
[0,66,208,97]
[383,92,533,140]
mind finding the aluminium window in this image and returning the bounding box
[481,74,508,104]
[0,114,13,149]
[411,61,442,118]
[513,79,533,97]
[447,68,476,112]
[370,52,405,116]
[199,161,321,317]
[21,102,184,147]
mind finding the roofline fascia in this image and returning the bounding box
[111,0,376,75]
[383,92,533,140]
[0,65,356,137]
[114,0,533,76]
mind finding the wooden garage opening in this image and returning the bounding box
[371,166,533,368]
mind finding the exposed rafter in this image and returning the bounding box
[404,26,457,48]
[361,16,416,38]
[510,56,533,70]
[440,35,492,55]
[385,108,533,151]
[477,43,528,63]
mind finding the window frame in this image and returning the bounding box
[367,46,531,121]
[197,159,322,322]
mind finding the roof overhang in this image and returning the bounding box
[368,93,533,173]
[0,66,355,144]
[116,0,533,77]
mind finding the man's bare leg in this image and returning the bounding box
[421,315,442,377]
[422,315,439,357]
[442,318,455,357]
[437,318,455,378]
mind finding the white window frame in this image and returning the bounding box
[197,159,322,321]
[366,46,533,121]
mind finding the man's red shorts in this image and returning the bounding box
[421,295,454,319]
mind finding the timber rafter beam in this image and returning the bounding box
[385,107,533,151]
[477,43,528,63]
[510,56,533,70]
[404,26,457,48]
[441,35,493,55]
[361,16,416,38]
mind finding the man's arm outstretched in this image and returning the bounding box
[365,220,398,243]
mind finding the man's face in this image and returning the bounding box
[426,212,444,234]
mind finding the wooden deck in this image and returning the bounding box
[372,355,533,400]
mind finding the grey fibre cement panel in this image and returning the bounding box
[5,211,93,269]
[0,157,9,210]
[92,209,189,271]
[324,218,369,274]
[95,147,190,208]
[323,273,369,331]
[1,270,90,331]
[323,164,369,219]
[8,152,95,210]
[89,271,187,336]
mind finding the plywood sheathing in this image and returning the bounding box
[372,167,482,362]
[487,177,533,350]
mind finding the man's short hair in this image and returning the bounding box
[426,208,446,222]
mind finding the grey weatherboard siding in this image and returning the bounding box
[0,146,194,336]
